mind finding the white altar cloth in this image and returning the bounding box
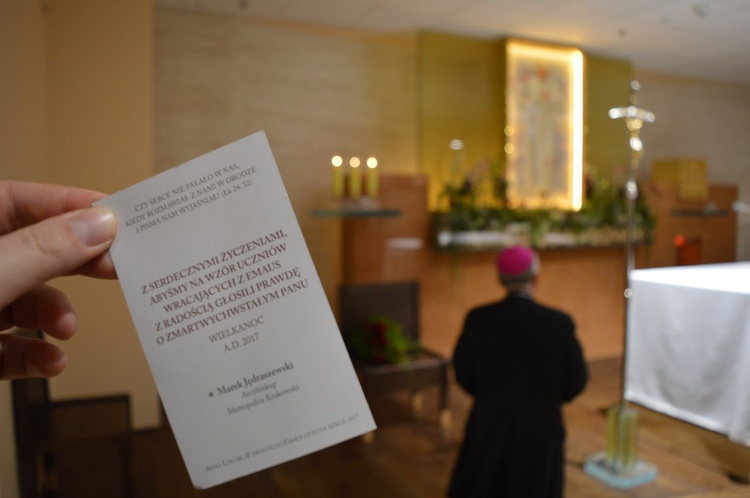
[624,263,750,445]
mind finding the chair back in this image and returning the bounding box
[9,329,135,498]
[10,329,51,498]
[338,281,420,342]
[10,329,50,430]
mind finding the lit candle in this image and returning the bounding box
[331,155,344,199]
[348,157,362,199]
[365,156,379,198]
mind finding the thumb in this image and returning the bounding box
[0,207,117,308]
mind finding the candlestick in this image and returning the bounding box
[584,82,658,489]
[617,406,640,472]
[605,405,618,466]
[348,157,362,199]
[331,155,344,199]
[365,157,378,198]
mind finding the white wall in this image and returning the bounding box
[636,70,750,260]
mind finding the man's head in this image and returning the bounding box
[496,245,540,290]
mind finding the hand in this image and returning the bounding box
[0,181,118,380]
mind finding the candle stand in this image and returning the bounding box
[583,81,658,489]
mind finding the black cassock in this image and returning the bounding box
[448,294,588,498]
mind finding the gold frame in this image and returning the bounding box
[505,39,584,210]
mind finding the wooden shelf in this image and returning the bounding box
[313,198,401,218]
[313,207,401,218]
[433,228,649,252]
[671,207,730,217]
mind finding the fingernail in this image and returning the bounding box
[69,207,117,247]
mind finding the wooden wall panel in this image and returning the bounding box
[47,0,158,430]
[343,175,629,361]
[342,175,431,285]
[153,9,747,365]
[155,10,420,307]
[640,182,737,268]
[421,247,628,360]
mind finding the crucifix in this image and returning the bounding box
[584,80,658,488]
[608,80,655,276]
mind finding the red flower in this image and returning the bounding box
[373,351,387,364]
[375,329,388,347]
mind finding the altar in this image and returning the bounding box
[624,263,750,445]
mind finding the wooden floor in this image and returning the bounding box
[125,357,749,497]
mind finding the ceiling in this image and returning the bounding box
[154,0,750,87]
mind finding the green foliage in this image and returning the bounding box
[346,316,415,365]
[435,173,656,243]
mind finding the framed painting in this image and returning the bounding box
[505,39,584,210]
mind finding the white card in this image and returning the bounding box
[95,131,375,489]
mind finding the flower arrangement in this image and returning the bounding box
[346,316,414,365]
[435,167,656,248]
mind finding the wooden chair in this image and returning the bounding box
[10,329,134,498]
[338,281,451,434]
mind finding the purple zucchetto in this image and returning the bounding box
[496,245,536,276]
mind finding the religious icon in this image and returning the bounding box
[505,40,584,211]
